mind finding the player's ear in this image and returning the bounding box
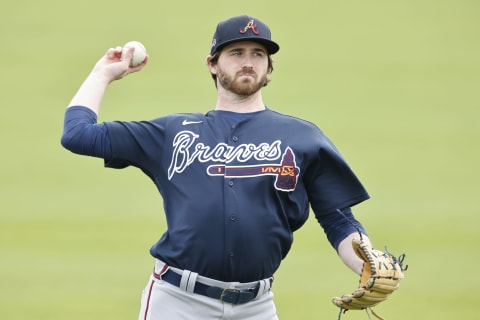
[206,55,218,75]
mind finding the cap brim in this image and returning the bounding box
[214,38,280,55]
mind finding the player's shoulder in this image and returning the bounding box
[264,108,322,131]
[151,112,206,125]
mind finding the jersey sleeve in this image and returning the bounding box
[61,106,112,159]
[305,135,370,217]
[103,119,166,177]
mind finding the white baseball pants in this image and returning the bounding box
[138,260,279,320]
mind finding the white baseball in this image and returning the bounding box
[123,41,147,67]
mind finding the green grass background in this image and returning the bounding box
[1,0,478,319]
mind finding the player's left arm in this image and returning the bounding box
[315,207,369,274]
[338,232,371,275]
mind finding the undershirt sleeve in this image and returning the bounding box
[61,106,112,159]
[316,207,367,251]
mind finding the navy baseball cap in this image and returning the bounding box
[210,15,280,55]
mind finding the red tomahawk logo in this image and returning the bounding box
[207,148,299,191]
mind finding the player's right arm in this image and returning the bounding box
[61,106,112,158]
[68,46,147,114]
[61,46,148,157]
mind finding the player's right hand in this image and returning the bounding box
[92,46,148,82]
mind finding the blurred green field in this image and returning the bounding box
[1,0,479,319]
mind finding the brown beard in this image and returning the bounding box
[217,67,268,96]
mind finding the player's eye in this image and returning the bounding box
[227,49,242,56]
[252,49,266,57]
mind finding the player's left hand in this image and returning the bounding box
[332,238,407,319]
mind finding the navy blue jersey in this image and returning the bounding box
[100,108,369,282]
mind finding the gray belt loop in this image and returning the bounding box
[180,270,199,294]
[255,279,266,299]
[254,277,272,299]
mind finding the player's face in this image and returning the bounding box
[215,41,269,96]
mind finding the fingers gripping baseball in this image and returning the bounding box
[332,238,407,318]
[93,45,148,82]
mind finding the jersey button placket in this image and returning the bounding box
[225,133,239,267]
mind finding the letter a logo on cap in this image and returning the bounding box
[240,19,259,35]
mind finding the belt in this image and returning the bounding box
[153,264,272,305]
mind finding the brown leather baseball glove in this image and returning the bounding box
[332,238,407,319]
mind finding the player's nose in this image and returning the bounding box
[241,60,253,69]
[240,54,254,68]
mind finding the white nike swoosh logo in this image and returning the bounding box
[182,119,203,125]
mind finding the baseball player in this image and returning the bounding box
[61,15,403,320]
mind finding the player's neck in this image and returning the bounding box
[215,89,265,113]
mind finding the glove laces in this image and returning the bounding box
[337,306,385,320]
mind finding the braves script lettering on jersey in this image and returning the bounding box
[103,109,369,283]
[169,132,298,191]
[168,132,284,179]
